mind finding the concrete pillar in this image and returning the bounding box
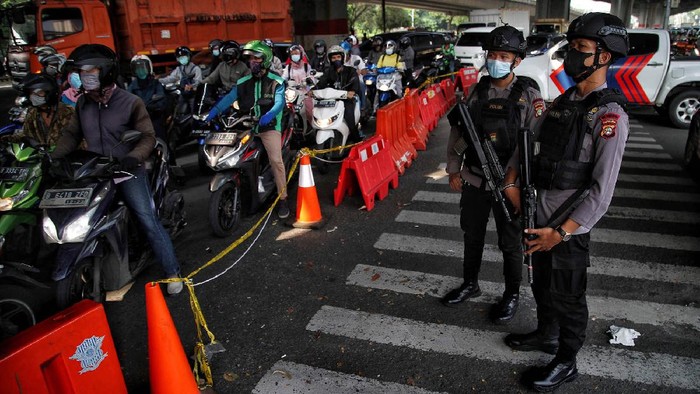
[610,0,635,27]
[291,0,348,49]
[535,0,570,20]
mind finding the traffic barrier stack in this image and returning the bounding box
[145,283,199,394]
[418,89,437,132]
[334,135,399,211]
[0,300,127,394]
[404,90,429,150]
[456,67,479,92]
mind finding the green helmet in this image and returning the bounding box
[242,40,273,69]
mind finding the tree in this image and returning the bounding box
[348,4,374,32]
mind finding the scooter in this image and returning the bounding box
[1,96,29,136]
[376,66,402,108]
[311,87,360,174]
[406,65,438,90]
[190,83,224,173]
[285,79,313,147]
[203,99,294,237]
[41,131,186,308]
[164,83,193,153]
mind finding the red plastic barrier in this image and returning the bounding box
[457,67,478,92]
[0,300,127,394]
[433,84,447,115]
[334,135,399,211]
[426,87,444,131]
[375,100,405,174]
[391,99,417,168]
[441,79,457,107]
[419,89,437,131]
[405,90,428,150]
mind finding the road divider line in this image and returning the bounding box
[616,173,695,186]
[373,233,700,284]
[306,306,700,390]
[623,151,673,159]
[627,136,656,142]
[253,360,446,394]
[625,142,663,150]
[621,161,683,171]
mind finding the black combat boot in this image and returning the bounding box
[490,293,519,323]
[504,327,559,355]
[440,281,481,306]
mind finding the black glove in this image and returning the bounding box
[120,156,141,171]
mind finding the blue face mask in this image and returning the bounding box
[291,54,301,63]
[486,59,512,79]
[69,72,82,89]
[177,56,189,66]
[212,49,220,57]
[135,68,148,80]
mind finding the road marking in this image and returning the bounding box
[625,142,663,150]
[253,360,446,394]
[373,233,700,284]
[623,151,673,160]
[613,188,700,203]
[307,306,700,391]
[347,264,700,330]
[621,161,683,171]
[629,123,644,128]
[627,136,656,142]
[617,173,695,186]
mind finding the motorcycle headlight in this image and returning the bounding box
[314,114,339,128]
[365,80,373,85]
[193,113,209,122]
[0,190,29,211]
[42,215,59,244]
[61,206,98,243]
[285,88,297,103]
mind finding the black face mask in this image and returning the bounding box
[332,60,343,70]
[563,48,599,83]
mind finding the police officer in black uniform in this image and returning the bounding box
[442,26,543,323]
[502,13,630,391]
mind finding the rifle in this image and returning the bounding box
[453,102,512,222]
[519,127,536,284]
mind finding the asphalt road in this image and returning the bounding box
[2,85,699,393]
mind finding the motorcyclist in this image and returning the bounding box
[282,44,314,124]
[345,34,361,57]
[2,74,75,146]
[159,46,202,122]
[127,55,168,141]
[376,40,404,103]
[202,40,251,92]
[315,45,362,143]
[263,38,284,75]
[52,44,183,295]
[309,39,329,71]
[341,41,368,116]
[399,36,415,86]
[205,40,291,219]
[39,53,66,82]
[442,38,456,74]
[61,71,82,107]
[367,36,384,65]
[208,38,223,73]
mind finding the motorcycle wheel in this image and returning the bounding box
[0,285,39,341]
[316,139,332,175]
[209,183,241,237]
[56,258,103,309]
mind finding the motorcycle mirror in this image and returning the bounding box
[354,59,361,67]
[256,98,273,107]
[309,69,317,76]
[121,130,143,144]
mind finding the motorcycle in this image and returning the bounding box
[376,66,402,108]
[40,131,186,308]
[190,83,225,173]
[163,83,193,154]
[406,65,438,90]
[285,79,314,148]
[203,99,294,237]
[431,53,454,81]
[0,138,52,340]
[1,96,29,136]
[363,61,378,111]
[310,86,360,174]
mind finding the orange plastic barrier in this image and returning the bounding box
[418,89,437,131]
[376,99,417,173]
[457,67,479,92]
[145,283,199,394]
[441,78,457,107]
[391,99,418,167]
[0,300,127,394]
[404,90,429,150]
[333,135,399,211]
[433,84,448,116]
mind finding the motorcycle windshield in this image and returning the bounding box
[312,88,347,100]
[377,67,397,74]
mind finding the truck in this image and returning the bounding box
[530,18,569,36]
[1,0,293,88]
[515,29,700,128]
[469,9,530,38]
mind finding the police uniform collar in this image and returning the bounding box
[572,82,607,101]
[489,75,518,92]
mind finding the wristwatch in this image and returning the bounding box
[555,226,572,242]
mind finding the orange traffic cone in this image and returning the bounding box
[293,154,325,229]
[145,282,199,394]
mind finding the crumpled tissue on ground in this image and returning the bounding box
[608,325,641,346]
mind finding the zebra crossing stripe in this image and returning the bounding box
[395,211,700,251]
[347,264,700,330]
[616,173,696,186]
[622,151,673,159]
[629,123,644,128]
[625,142,663,150]
[373,233,700,285]
[621,161,683,170]
[627,136,656,142]
[253,360,446,394]
[306,306,700,390]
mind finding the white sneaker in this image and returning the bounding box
[167,277,183,295]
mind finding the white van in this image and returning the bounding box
[454,27,495,71]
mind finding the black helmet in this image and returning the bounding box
[33,45,57,64]
[175,46,192,58]
[262,38,275,49]
[399,36,412,49]
[67,44,119,86]
[482,26,527,59]
[313,39,327,50]
[372,36,384,47]
[23,73,59,105]
[567,12,629,59]
[220,40,241,63]
[208,39,223,51]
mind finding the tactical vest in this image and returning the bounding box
[534,87,626,190]
[466,76,525,167]
[237,73,282,132]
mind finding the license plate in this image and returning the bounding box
[206,132,237,146]
[315,100,336,108]
[190,129,211,137]
[39,188,93,209]
[0,167,29,182]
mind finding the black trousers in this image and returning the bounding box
[460,182,523,294]
[343,98,359,141]
[531,233,590,361]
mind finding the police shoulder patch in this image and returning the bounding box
[533,98,545,118]
[599,113,620,140]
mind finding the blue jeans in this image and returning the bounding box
[119,168,180,277]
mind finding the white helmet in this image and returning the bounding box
[130,54,153,76]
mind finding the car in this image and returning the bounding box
[358,31,446,66]
[454,27,495,70]
[684,109,700,178]
[525,33,565,57]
